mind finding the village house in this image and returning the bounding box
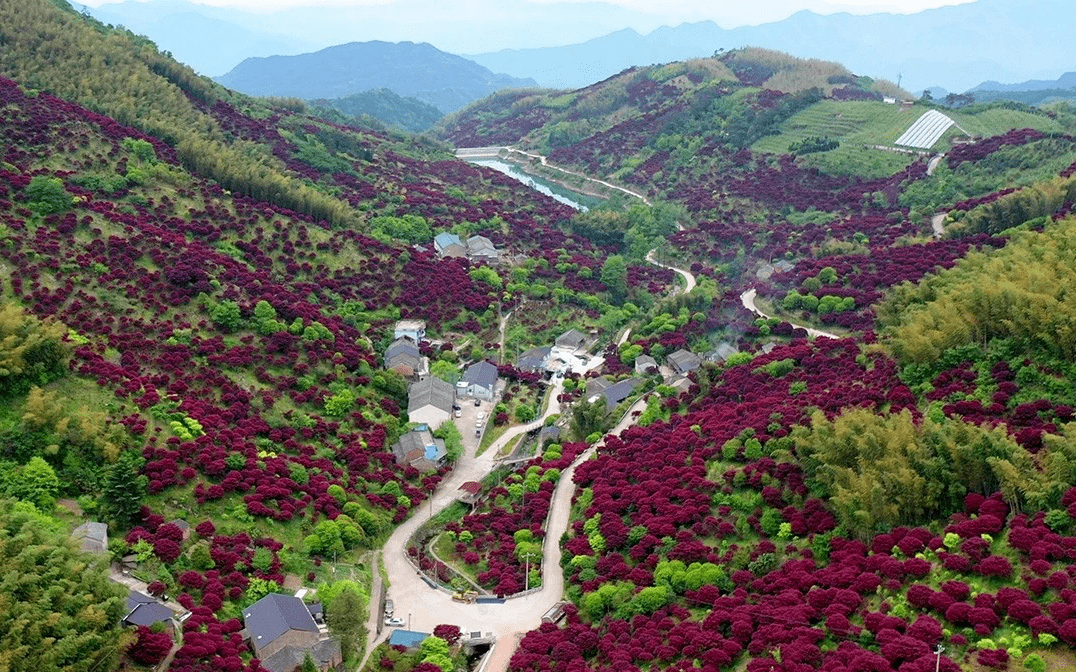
[242,593,341,672]
[596,378,644,411]
[634,354,658,375]
[516,345,551,374]
[407,376,455,429]
[459,360,499,401]
[466,235,500,262]
[391,426,447,472]
[122,590,175,630]
[667,349,702,376]
[706,342,740,364]
[554,329,589,352]
[393,319,426,343]
[384,337,426,379]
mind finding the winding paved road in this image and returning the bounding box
[646,249,696,295]
[362,379,565,670]
[740,288,840,340]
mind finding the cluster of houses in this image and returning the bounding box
[71,522,342,672]
[516,328,595,376]
[385,320,503,473]
[432,232,501,262]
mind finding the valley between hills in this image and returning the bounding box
[3,1,1076,672]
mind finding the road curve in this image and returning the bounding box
[365,380,566,668]
[646,249,696,295]
[740,288,840,340]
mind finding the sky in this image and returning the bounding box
[82,0,977,28]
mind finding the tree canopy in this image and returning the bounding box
[0,502,131,672]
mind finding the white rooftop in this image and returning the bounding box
[894,110,956,149]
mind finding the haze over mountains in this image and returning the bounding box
[216,41,536,113]
[86,0,1074,97]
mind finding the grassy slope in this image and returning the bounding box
[751,100,1069,177]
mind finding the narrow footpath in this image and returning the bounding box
[646,248,696,295]
[740,288,840,340]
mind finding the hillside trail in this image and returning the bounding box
[646,248,696,295]
[740,288,840,340]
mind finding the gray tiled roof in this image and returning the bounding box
[392,430,445,466]
[601,378,643,410]
[71,521,108,553]
[385,337,420,362]
[517,346,551,371]
[243,593,319,648]
[463,361,498,388]
[668,349,702,374]
[261,639,341,672]
[555,329,588,349]
[123,591,173,627]
[466,235,496,253]
[407,377,455,414]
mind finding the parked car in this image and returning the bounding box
[474,399,481,407]
[385,616,405,627]
[384,599,394,617]
[454,408,462,418]
[476,412,485,421]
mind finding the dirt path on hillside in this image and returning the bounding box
[646,249,696,295]
[740,288,840,340]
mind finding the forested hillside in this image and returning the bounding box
[5,2,1076,672]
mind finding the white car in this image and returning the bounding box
[476,411,485,421]
[385,616,405,627]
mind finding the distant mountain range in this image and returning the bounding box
[967,72,1076,105]
[466,0,1073,95]
[86,0,1075,102]
[215,42,537,113]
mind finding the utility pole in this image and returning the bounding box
[934,644,944,672]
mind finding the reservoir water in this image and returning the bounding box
[469,159,591,211]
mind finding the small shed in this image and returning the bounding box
[166,519,191,541]
[634,355,658,375]
[71,521,108,554]
[458,481,482,505]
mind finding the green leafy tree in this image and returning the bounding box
[0,502,132,671]
[0,303,71,398]
[8,457,59,511]
[601,254,628,304]
[100,450,147,528]
[326,585,366,665]
[24,176,72,215]
[210,300,242,333]
[570,398,612,441]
